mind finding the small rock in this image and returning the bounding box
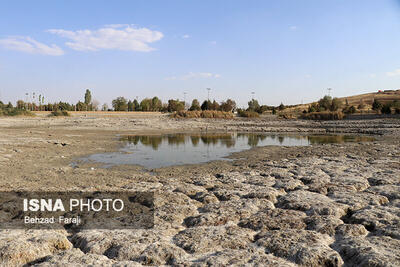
[255,229,343,266]
[333,236,400,266]
[335,224,368,237]
[173,224,254,254]
[277,190,349,217]
[238,208,307,231]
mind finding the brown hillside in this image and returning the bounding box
[338,89,400,106]
[281,89,400,114]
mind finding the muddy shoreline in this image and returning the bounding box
[0,113,399,266]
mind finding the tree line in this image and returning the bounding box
[11,89,400,115]
[3,88,289,115]
[109,96,284,114]
[306,95,400,115]
[9,89,97,112]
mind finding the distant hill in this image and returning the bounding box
[336,89,400,106]
[282,89,400,114]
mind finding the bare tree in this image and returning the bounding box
[91,99,100,111]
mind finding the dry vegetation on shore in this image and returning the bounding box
[170,110,234,119]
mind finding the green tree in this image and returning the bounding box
[201,100,212,110]
[140,98,152,111]
[167,99,185,112]
[220,99,236,112]
[133,99,140,111]
[247,99,260,112]
[151,97,162,111]
[258,105,269,113]
[372,99,383,111]
[112,97,128,111]
[358,99,365,110]
[84,89,92,105]
[278,103,285,111]
[330,98,342,111]
[308,103,319,113]
[128,100,134,111]
[381,103,392,114]
[210,100,220,110]
[318,95,332,111]
[76,101,86,111]
[343,105,357,114]
[189,99,201,111]
[16,100,25,109]
[57,101,73,111]
[6,102,13,109]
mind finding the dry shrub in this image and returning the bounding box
[0,109,34,117]
[278,113,297,119]
[171,110,234,119]
[302,111,344,120]
[48,110,70,117]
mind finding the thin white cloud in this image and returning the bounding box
[0,36,64,56]
[104,24,130,28]
[182,34,190,39]
[386,69,400,77]
[47,25,163,52]
[369,73,377,78]
[209,41,217,45]
[165,72,221,81]
[290,26,297,31]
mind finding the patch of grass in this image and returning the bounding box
[0,108,34,117]
[237,110,260,118]
[301,111,344,120]
[48,110,70,117]
[171,110,234,119]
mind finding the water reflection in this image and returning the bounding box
[82,133,374,169]
[121,134,239,150]
[120,133,374,151]
[307,135,374,144]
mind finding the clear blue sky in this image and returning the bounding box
[1,0,400,108]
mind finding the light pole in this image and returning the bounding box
[25,93,28,110]
[251,91,255,100]
[207,88,211,101]
[327,88,332,96]
[183,92,187,109]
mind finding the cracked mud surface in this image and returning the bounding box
[0,113,399,266]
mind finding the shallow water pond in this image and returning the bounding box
[77,133,374,169]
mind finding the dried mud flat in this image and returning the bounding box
[0,113,400,266]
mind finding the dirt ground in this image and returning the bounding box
[0,112,399,266]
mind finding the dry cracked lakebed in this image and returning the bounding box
[0,115,399,266]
